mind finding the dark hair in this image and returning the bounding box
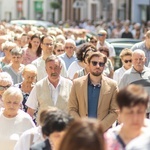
[87,51,107,64]
[89,36,97,42]
[28,34,42,57]
[39,107,58,126]
[41,35,54,44]
[42,110,73,136]
[76,43,96,61]
[59,118,105,150]
[117,84,149,110]
[98,46,109,57]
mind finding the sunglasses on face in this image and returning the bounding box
[124,60,132,63]
[57,49,64,52]
[0,85,11,91]
[90,40,97,43]
[91,61,105,67]
[97,34,105,37]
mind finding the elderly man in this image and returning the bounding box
[68,52,118,131]
[59,39,77,70]
[32,35,67,81]
[119,49,150,115]
[26,55,72,123]
[131,30,150,66]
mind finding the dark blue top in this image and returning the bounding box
[88,75,100,118]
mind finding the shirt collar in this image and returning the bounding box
[88,74,101,87]
[46,76,62,88]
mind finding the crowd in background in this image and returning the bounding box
[0,18,150,150]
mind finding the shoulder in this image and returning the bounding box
[102,75,117,86]
[73,75,88,83]
[32,57,42,65]
[30,139,51,150]
[60,76,72,85]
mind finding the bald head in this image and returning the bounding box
[132,49,146,72]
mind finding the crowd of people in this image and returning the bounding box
[0,19,150,150]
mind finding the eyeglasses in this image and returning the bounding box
[91,61,105,67]
[43,43,53,46]
[97,34,105,37]
[90,40,97,43]
[124,60,132,63]
[0,85,11,91]
[57,49,64,52]
[65,46,74,49]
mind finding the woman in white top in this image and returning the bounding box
[113,48,132,84]
[0,87,35,150]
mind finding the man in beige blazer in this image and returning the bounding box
[26,55,72,123]
[68,51,118,131]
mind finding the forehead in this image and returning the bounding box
[65,43,75,47]
[46,59,60,66]
[90,56,104,61]
[4,93,22,101]
[43,37,53,43]
[132,52,144,58]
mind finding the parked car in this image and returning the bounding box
[106,38,141,70]
[10,20,54,28]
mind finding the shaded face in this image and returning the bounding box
[64,43,75,58]
[46,60,62,80]
[120,104,146,130]
[88,56,105,76]
[11,54,23,64]
[22,71,37,83]
[3,94,22,116]
[30,37,40,49]
[122,55,132,70]
[4,47,13,60]
[97,34,107,42]
[132,52,145,72]
[41,37,54,55]
[0,82,11,96]
[90,39,97,47]
[20,35,28,46]
[55,45,64,56]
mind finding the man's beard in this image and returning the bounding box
[90,71,102,76]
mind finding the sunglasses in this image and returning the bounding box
[57,49,64,52]
[124,60,132,63]
[91,61,105,67]
[97,34,105,37]
[90,40,97,43]
[0,85,11,91]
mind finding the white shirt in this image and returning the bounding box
[0,109,35,150]
[113,66,128,85]
[97,41,116,57]
[14,126,44,150]
[48,78,61,105]
[67,61,83,79]
[26,76,63,110]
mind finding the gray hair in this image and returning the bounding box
[2,87,23,103]
[0,72,13,85]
